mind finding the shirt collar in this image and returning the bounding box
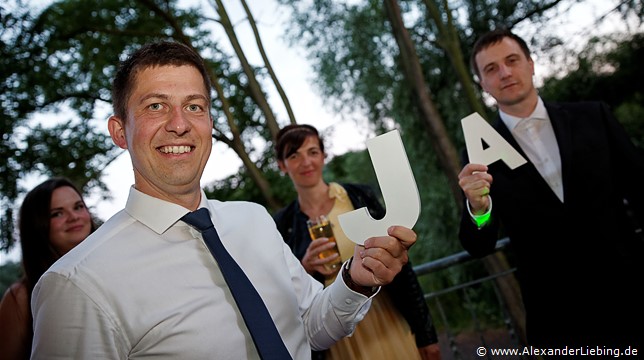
[125,186,209,234]
[500,97,548,130]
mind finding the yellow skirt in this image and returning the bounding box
[326,292,421,360]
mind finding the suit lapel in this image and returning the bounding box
[544,102,573,203]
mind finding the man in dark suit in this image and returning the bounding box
[458,28,643,350]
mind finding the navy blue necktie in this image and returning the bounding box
[182,208,292,360]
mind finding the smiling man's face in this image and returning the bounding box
[109,65,213,203]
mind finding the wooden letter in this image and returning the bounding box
[338,130,420,245]
[461,112,526,169]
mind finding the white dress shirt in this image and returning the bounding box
[31,187,373,359]
[501,97,564,202]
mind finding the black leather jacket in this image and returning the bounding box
[273,183,438,347]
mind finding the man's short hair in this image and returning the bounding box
[111,41,212,121]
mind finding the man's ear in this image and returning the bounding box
[108,115,128,150]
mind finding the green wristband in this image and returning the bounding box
[473,212,491,228]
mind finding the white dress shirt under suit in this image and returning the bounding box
[31,187,373,359]
[500,97,563,202]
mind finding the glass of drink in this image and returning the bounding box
[306,215,342,271]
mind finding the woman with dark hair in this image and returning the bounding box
[0,177,96,360]
[273,124,441,360]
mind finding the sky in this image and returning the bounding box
[1,0,640,264]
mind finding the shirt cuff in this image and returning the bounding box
[467,195,492,229]
[341,257,380,297]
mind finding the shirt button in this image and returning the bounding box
[345,299,353,305]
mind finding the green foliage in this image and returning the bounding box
[1,3,36,251]
[324,150,380,188]
[540,33,644,149]
[1,1,124,250]
[19,120,119,196]
[205,166,295,210]
[615,95,644,149]
[0,261,22,297]
[1,0,277,251]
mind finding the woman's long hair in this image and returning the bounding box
[18,177,96,295]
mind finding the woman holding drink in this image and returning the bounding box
[272,124,441,360]
[306,215,343,274]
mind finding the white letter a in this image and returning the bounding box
[461,112,526,169]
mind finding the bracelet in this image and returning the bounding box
[342,257,377,297]
[467,196,492,229]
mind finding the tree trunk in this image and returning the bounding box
[213,0,281,140]
[383,0,462,204]
[421,0,487,117]
[241,0,297,126]
[206,65,281,211]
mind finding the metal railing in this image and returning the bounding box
[413,238,530,360]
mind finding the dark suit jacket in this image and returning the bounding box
[459,101,643,348]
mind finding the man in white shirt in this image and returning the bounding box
[30,41,417,359]
[458,29,643,349]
